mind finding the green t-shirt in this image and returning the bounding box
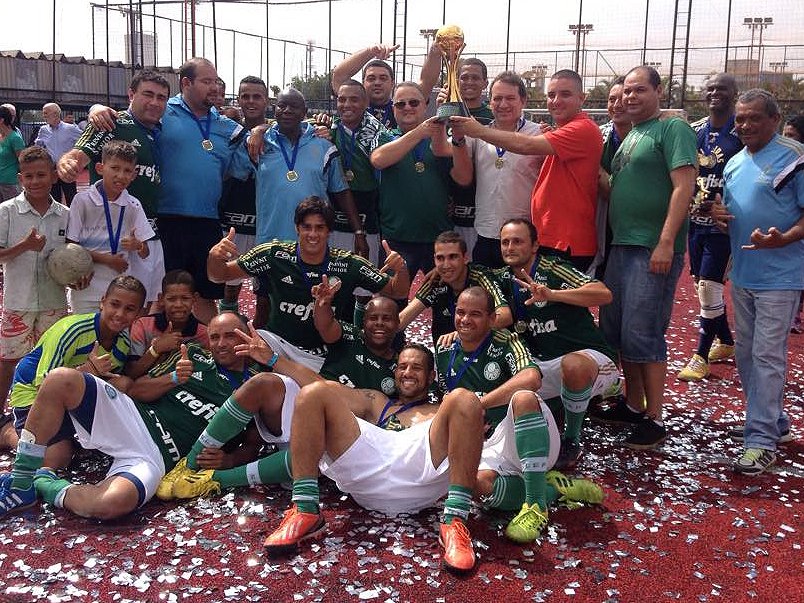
[319,321,397,393]
[435,328,535,429]
[0,130,25,185]
[415,263,508,343]
[495,257,616,362]
[376,129,454,242]
[134,344,244,470]
[74,110,161,220]
[609,117,697,253]
[238,241,390,356]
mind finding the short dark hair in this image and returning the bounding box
[394,81,427,99]
[460,286,494,314]
[162,269,196,293]
[179,57,214,82]
[399,342,435,374]
[490,71,527,100]
[294,196,335,230]
[239,75,267,90]
[362,60,394,81]
[551,69,583,90]
[500,218,538,243]
[435,230,467,254]
[0,105,12,127]
[626,65,661,88]
[738,89,780,118]
[105,275,146,305]
[338,79,367,98]
[459,58,488,80]
[785,114,804,138]
[130,70,171,95]
[18,146,54,168]
[101,140,138,165]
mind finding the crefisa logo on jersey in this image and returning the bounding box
[484,362,501,381]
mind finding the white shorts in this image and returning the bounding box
[128,239,166,304]
[329,231,381,297]
[479,394,561,476]
[536,349,620,400]
[69,374,166,508]
[253,373,299,446]
[225,233,256,286]
[257,329,326,372]
[319,417,450,516]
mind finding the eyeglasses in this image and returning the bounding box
[393,99,422,109]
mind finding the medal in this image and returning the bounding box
[201,139,214,151]
[338,122,357,185]
[515,320,527,334]
[412,139,427,174]
[344,169,355,182]
[414,161,425,173]
[286,170,299,182]
[495,157,504,169]
[697,150,715,168]
[277,134,300,184]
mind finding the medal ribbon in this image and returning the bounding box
[99,183,126,255]
[376,397,429,428]
[412,139,428,166]
[219,366,249,390]
[277,135,300,175]
[495,116,527,162]
[296,242,330,291]
[177,96,212,144]
[446,333,492,391]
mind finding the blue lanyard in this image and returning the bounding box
[337,122,357,171]
[177,96,212,143]
[512,261,539,323]
[219,366,249,390]
[701,116,735,156]
[99,183,126,255]
[446,333,492,391]
[126,109,161,166]
[413,139,428,163]
[376,397,429,428]
[610,126,622,151]
[277,134,300,173]
[495,116,526,160]
[295,242,330,291]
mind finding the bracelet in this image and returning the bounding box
[354,229,367,236]
[147,345,159,358]
[451,137,466,147]
[170,371,179,384]
[266,352,280,369]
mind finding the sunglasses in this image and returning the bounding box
[393,99,422,109]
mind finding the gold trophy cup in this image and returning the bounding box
[435,25,468,120]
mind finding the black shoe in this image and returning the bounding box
[728,427,793,444]
[624,418,667,450]
[589,395,645,426]
[555,439,582,471]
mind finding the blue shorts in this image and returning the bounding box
[688,223,730,282]
[600,245,684,363]
[158,215,225,300]
[384,239,434,282]
[12,404,75,445]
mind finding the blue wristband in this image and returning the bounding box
[266,352,279,369]
[170,371,179,384]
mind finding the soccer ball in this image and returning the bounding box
[47,243,94,286]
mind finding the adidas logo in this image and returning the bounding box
[281,275,293,284]
[131,139,141,147]
[191,371,203,381]
[356,354,364,364]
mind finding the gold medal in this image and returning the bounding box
[515,320,527,334]
[697,151,715,168]
[201,139,214,151]
[345,169,355,182]
[286,170,299,182]
[414,161,425,173]
[495,157,504,169]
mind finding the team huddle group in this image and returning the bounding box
[0,37,802,575]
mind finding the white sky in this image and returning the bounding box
[4,0,802,91]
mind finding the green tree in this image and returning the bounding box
[290,71,331,104]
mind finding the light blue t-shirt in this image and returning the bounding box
[157,95,244,219]
[723,134,804,290]
[231,122,348,243]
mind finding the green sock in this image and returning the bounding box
[219,300,239,313]
[291,477,320,514]
[33,471,73,506]
[212,449,291,489]
[514,412,549,509]
[442,484,473,524]
[187,396,253,469]
[11,439,46,490]
[485,475,561,511]
[561,383,592,444]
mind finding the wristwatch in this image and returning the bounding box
[451,137,467,148]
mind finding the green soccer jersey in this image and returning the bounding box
[133,344,260,470]
[435,328,535,429]
[238,241,390,356]
[416,263,508,343]
[319,322,397,393]
[74,110,161,220]
[9,313,130,409]
[495,257,617,363]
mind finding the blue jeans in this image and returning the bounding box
[731,286,799,451]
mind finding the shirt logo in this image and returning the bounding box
[355,354,364,364]
[281,275,294,285]
[484,362,501,381]
[104,384,118,399]
[131,138,141,147]
[381,377,395,395]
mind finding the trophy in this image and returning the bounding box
[435,25,468,120]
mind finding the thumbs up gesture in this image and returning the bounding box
[379,239,406,274]
[120,227,143,253]
[21,228,46,252]
[86,342,114,377]
[173,343,194,384]
[211,227,239,262]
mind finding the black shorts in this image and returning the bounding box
[157,215,225,300]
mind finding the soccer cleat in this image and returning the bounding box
[172,470,222,499]
[733,448,776,476]
[505,503,548,544]
[0,482,37,517]
[554,439,582,471]
[589,395,645,426]
[439,519,476,574]
[624,418,667,450]
[677,354,709,381]
[263,505,326,556]
[546,470,604,508]
[156,458,194,501]
[708,342,735,363]
[728,427,793,444]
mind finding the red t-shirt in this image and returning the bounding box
[530,113,603,256]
